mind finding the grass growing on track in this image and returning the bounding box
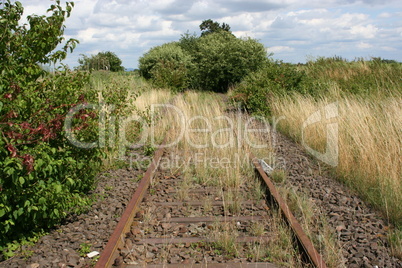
[85,73,346,266]
[143,90,343,267]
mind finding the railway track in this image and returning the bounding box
[94,137,327,268]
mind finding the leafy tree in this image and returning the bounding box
[199,19,231,36]
[0,0,103,248]
[139,20,268,92]
[78,51,124,72]
[178,31,199,55]
[189,31,268,92]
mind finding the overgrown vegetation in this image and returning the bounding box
[0,0,100,246]
[78,51,125,72]
[1,0,400,263]
[231,56,402,229]
[139,20,267,92]
[0,1,139,259]
[232,56,402,115]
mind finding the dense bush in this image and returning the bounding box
[138,23,268,92]
[78,51,125,72]
[188,31,268,92]
[138,42,193,91]
[0,0,103,248]
[231,61,315,115]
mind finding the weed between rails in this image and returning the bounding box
[138,90,342,266]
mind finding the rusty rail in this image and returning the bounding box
[250,154,327,268]
[96,140,327,267]
[95,137,167,268]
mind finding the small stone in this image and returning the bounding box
[113,256,123,266]
[131,227,141,236]
[161,223,170,230]
[135,210,144,219]
[336,225,346,232]
[146,252,155,259]
[169,256,181,264]
[67,255,80,266]
[370,242,378,250]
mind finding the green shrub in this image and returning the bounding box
[187,31,268,92]
[139,23,268,93]
[231,61,314,115]
[78,51,125,72]
[0,0,103,247]
[138,42,192,91]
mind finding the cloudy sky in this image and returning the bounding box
[17,0,402,69]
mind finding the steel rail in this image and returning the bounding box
[250,153,327,268]
[95,141,327,267]
[95,136,167,268]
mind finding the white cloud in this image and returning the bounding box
[269,46,295,53]
[12,0,402,67]
[357,42,373,49]
[350,24,378,38]
[381,46,397,51]
[378,12,392,18]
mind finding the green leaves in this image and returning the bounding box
[54,183,62,194]
[187,31,268,92]
[139,27,268,92]
[0,0,103,248]
[78,51,124,72]
[138,42,192,91]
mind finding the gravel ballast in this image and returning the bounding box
[272,130,401,267]
[1,130,401,267]
[0,149,150,268]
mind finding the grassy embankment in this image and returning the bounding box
[266,58,402,258]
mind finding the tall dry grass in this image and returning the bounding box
[150,91,271,188]
[271,92,402,225]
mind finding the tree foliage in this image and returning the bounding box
[231,61,312,115]
[188,31,268,92]
[0,0,103,248]
[138,42,193,91]
[78,51,124,72]
[138,20,268,92]
[199,19,231,36]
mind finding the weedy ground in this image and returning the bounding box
[271,91,401,227]
[132,89,344,267]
